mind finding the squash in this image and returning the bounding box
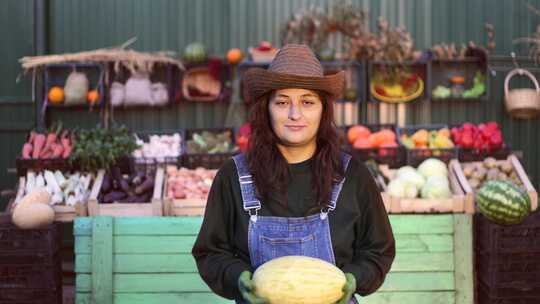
[227,48,243,65]
[48,86,65,104]
[253,256,346,304]
[17,187,51,208]
[12,203,55,229]
[87,89,100,105]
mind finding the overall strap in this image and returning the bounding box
[232,154,262,215]
[326,152,352,212]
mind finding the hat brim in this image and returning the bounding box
[243,68,345,102]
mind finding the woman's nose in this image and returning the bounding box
[288,102,302,120]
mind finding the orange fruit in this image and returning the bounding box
[48,86,64,104]
[87,90,100,105]
[227,48,243,65]
[347,125,371,144]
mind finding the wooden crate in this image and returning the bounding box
[87,167,165,217]
[165,198,206,216]
[74,216,232,304]
[451,154,538,212]
[10,174,91,223]
[379,164,472,214]
[74,215,473,304]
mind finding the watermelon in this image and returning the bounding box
[183,42,207,63]
[476,180,531,225]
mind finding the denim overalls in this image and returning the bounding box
[233,153,359,304]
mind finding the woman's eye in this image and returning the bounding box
[303,100,316,105]
[275,100,289,106]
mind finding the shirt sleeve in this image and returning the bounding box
[341,162,396,296]
[191,165,253,300]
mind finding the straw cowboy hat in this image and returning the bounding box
[243,44,345,102]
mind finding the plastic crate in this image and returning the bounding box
[344,124,406,168]
[182,128,238,169]
[458,145,512,162]
[397,124,457,167]
[132,130,185,167]
[0,218,61,255]
[474,212,540,302]
[0,288,62,304]
[43,63,105,108]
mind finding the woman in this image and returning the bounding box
[192,44,395,303]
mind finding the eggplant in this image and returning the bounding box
[135,175,154,195]
[111,166,131,193]
[101,173,112,193]
[103,191,127,204]
[131,170,147,187]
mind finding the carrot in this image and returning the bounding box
[21,143,33,159]
[28,131,37,146]
[32,133,46,158]
[60,130,71,149]
[41,149,53,159]
[44,132,57,149]
[62,145,72,159]
[51,143,64,158]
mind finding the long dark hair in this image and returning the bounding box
[245,90,345,208]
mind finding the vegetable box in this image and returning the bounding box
[9,170,94,222]
[379,164,472,214]
[87,167,165,217]
[450,155,538,212]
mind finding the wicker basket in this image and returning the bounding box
[370,78,424,103]
[182,67,221,101]
[504,68,540,119]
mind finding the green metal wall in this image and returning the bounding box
[2,0,540,209]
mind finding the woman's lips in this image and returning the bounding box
[285,125,306,131]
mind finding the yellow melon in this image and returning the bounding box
[17,187,51,208]
[253,255,346,304]
[12,203,55,229]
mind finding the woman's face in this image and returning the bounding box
[268,88,323,148]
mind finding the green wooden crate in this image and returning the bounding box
[74,215,473,304]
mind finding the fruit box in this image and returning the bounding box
[344,124,406,169]
[378,164,472,214]
[87,167,164,217]
[450,155,538,212]
[8,172,93,222]
[163,165,208,216]
[132,130,185,166]
[397,124,458,167]
[182,127,238,169]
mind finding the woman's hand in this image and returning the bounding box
[335,273,356,304]
[238,271,269,304]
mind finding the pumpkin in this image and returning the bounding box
[87,89,100,105]
[12,203,55,229]
[183,42,207,63]
[227,48,243,65]
[253,256,346,304]
[48,86,64,104]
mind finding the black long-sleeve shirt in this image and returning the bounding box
[192,156,395,300]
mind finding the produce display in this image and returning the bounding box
[133,133,182,160]
[432,71,486,99]
[186,130,238,154]
[97,167,155,204]
[71,126,139,172]
[47,70,100,106]
[387,158,452,199]
[21,125,73,159]
[400,127,454,150]
[450,122,503,151]
[166,166,217,200]
[460,157,523,190]
[252,256,346,304]
[347,125,398,151]
[20,170,93,206]
[371,71,424,103]
[476,180,531,225]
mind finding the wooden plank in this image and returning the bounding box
[377,272,455,292]
[390,252,454,272]
[509,154,538,210]
[389,215,454,234]
[87,170,105,216]
[361,291,455,304]
[395,234,453,253]
[75,235,197,254]
[76,253,197,273]
[76,292,233,304]
[91,216,113,304]
[454,214,474,304]
[74,216,204,236]
[78,271,455,293]
[450,160,475,214]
